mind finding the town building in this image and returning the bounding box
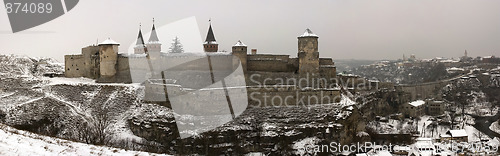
[427,100,445,115]
[440,129,468,143]
[400,100,426,118]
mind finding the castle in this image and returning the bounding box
[65,21,343,107]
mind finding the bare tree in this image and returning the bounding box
[91,109,112,145]
[70,106,112,146]
[474,130,484,142]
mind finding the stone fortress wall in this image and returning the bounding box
[65,25,342,107]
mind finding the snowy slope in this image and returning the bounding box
[0,124,168,156]
[0,54,63,78]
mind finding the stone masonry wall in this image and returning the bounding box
[64,55,86,78]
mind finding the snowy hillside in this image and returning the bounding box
[0,55,162,153]
[0,123,168,156]
[0,54,63,78]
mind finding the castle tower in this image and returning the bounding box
[146,19,161,53]
[98,38,120,80]
[204,21,218,52]
[232,40,248,73]
[298,29,320,78]
[134,24,146,54]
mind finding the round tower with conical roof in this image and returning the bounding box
[232,40,248,73]
[298,28,320,79]
[98,38,120,80]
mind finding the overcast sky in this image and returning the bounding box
[0,0,499,62]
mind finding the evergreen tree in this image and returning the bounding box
[168,36,184,53]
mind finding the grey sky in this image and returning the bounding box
[0,0,499,62]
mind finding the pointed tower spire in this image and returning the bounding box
[148,18,159,43]
[134,23,147,54]
[205,24,216,44]
[136,23,145,46]
[203,19,218,52]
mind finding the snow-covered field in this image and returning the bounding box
[0,124,168,156]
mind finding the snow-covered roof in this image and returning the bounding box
[99,38,120,45]
[448,129,467,137]
[204,41,217,44]
[298,28,318,37]
[233,40,246,47]
[440,134,451,138]
[409,100,425,107]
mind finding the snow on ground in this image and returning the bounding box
[490,121,500,134]
[367,115,477,140]
[0,124,169,156]
[43,77,97,85]
[292,137,319,156]
[339,94,355,107]
[460,90,499,116]
[43,77,142,89]
[464,126,489,142]
[109,104,147,143]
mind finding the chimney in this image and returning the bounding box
[251,49,257,55]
